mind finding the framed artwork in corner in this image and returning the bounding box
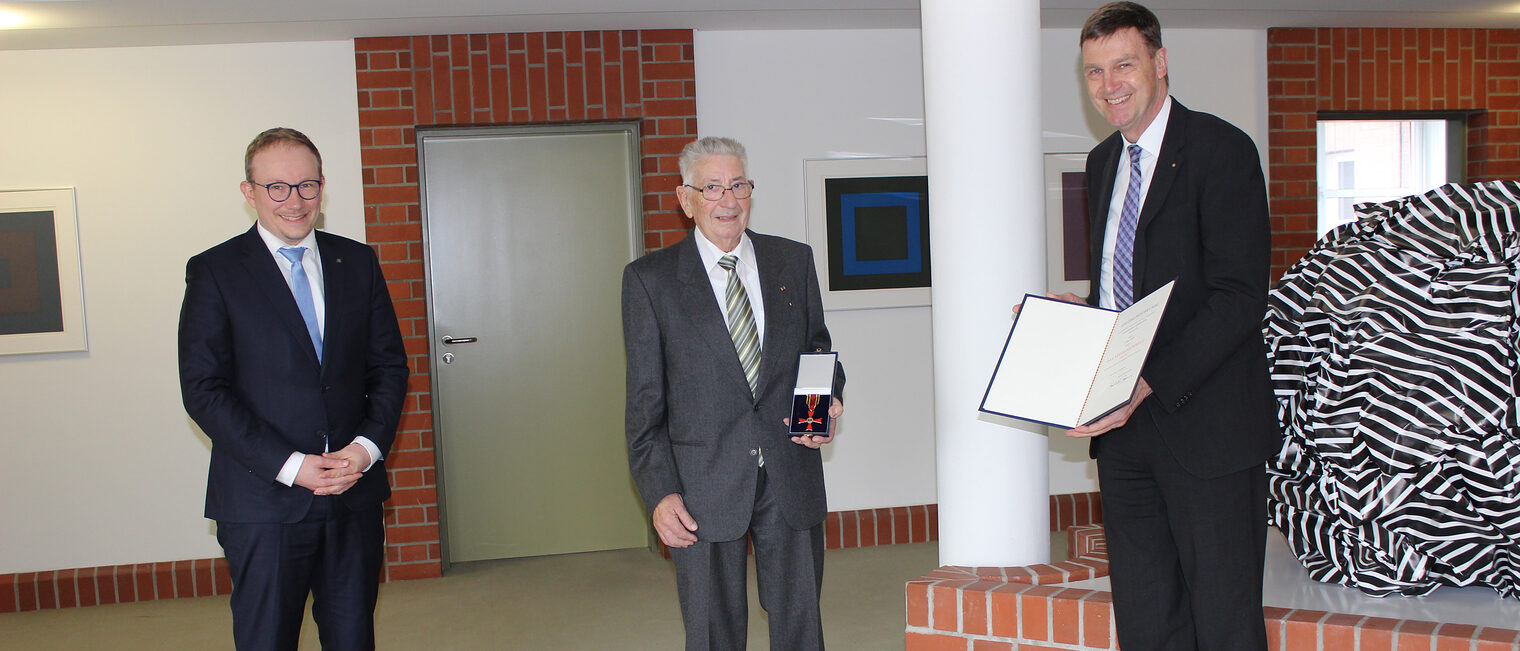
[803,157,930,311]
[0,188,88,355]
[1044,153,1091,296]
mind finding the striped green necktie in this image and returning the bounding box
[717,255,760,396]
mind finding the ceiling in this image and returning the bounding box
[2,0,1519,51]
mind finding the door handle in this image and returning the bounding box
[441,336,478,345]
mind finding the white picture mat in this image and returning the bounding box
[803,156,930,311]
[0,187,87,356]
[1044,153,1091,296]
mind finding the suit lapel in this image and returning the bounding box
[676,236,751,393]
[753,234,793,396]
[237,227,322,367]
[1133,101,1189,294]
[1090,144,1121,226]
[315,233,345,372]
[1089,138,1122,287]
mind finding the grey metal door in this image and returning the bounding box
[419,124,647,563]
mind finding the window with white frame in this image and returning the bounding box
[1316,115,1466,237]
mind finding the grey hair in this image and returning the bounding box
[678,137,748,185]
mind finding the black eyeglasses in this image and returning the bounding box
[253,180,323,202]
[683,180,755,201]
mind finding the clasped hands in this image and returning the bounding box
[293,443,372,496]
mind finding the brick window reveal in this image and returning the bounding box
[1266,28,1520,281]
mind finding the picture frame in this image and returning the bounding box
[803,157,930,311]
[0,188,88,355]
[1044,153,1091,296]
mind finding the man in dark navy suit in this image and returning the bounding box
[1059,3,1281,649]
[178,127,409,650]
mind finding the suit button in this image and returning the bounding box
[317,430,327,439]
[749,449,758,456]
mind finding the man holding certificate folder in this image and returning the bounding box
[622,137,845,650]
[1055,3,1281,649]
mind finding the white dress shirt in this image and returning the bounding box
[254,224,381,486]
[691,228,767,465]
[1099,96,1173,310]
[692,229,766,344]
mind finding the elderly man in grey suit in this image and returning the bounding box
[622,136,846,650]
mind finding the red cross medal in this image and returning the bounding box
[798,393,824,433]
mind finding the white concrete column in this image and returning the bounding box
[922,0,1050,566]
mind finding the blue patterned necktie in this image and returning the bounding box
[1113,144,1144,309]
[717,255,760,397]
[277,246,323,359]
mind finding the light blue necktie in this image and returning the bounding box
[1113,144,1144,309]
[277,246,323,359]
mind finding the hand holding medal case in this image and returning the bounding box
[790,352,838,436]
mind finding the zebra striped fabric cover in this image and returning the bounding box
[1264,180,1520,598]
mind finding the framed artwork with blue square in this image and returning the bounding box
[804,157,931,310]
[824,174,930,291]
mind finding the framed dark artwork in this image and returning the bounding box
[1043,154,1091,296]
[1,188,87,355]
[804,157,931,310]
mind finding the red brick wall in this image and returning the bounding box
[1266,28,1520,280]
[906,525,1520,650]
[3,493,1103,612]
[353,29,698,581]
[1,559,231,613]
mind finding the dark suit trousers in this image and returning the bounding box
[1096,415,1268,651]
[217,496,385,651]
[669,466,827,651]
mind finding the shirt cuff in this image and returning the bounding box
[354,436,382,472]
[276,452,305,487]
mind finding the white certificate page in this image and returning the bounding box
[980,281,1174,429]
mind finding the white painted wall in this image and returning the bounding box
[695,29,938,512]
[698,27,1267,508]
[0,27,1265,573]
[1043,28,1270,178]
[0,41,364,574]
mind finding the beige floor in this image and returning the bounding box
[9,529,1509,649]
[0,539,984,650]
[1064,528,1520,630]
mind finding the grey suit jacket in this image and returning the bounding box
[622,230,844,542]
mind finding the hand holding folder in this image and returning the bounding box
[981,280,1175,429]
